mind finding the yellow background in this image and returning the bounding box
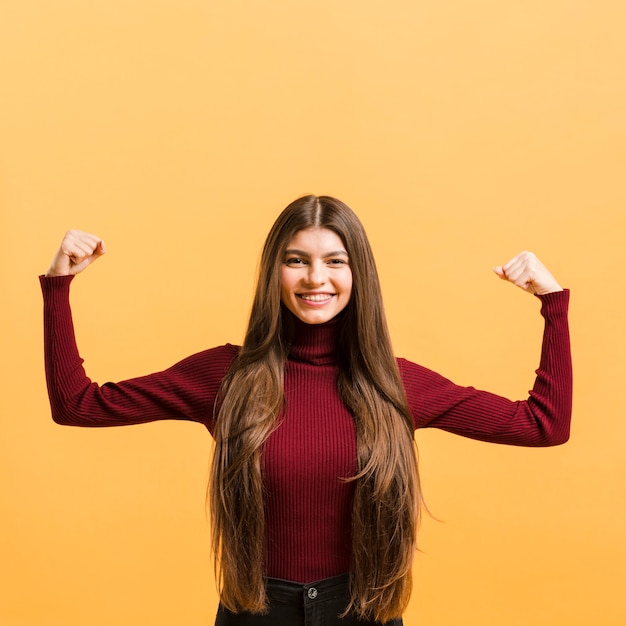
[1,1,624,624]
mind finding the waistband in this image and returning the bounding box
[265,573,351,605]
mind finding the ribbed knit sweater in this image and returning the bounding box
[40,275,572,583]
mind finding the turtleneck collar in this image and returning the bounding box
[284,310,342,366]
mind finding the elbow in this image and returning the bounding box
[542,420,571,446]
[546,431,570,446]
[49,399,82,426]
[51,409,74,426]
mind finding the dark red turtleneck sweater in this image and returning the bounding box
[40,275,571,583]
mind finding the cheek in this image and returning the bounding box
[344,272,354,299]
[280,268,293,301]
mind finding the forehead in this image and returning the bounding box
[285,227,347,253]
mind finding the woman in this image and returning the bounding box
[41,195,571,625]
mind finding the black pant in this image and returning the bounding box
[214,574,403,626]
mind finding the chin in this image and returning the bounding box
[288,305,342,325]
[298,312,335,325]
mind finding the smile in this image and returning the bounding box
[297,293,334,303]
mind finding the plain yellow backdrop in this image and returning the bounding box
[1,1,625,625]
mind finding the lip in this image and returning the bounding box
[296,292,335,306]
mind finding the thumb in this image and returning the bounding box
[92,240,107,259]
[492,266,507,279]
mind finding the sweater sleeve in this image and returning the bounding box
[40,275,237,430]
[398,290,572,446]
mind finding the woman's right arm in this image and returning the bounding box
[41,231,236,429]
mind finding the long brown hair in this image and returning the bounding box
[210,195,421,621]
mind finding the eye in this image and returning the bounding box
[327,258,348,266]
[285,257,306,266]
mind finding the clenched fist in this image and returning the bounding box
[46,230,106,277]
[493,251,562,295]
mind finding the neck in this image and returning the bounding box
[283,310,342,366]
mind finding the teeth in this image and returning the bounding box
[299,294,332,302]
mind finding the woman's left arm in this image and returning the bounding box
[400,252,572,447]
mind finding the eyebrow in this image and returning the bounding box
[284,248,349,258]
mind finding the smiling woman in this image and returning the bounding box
[40,194,571,626]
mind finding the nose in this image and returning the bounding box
[305,260,327,286]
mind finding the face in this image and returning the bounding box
[280,227,353,324]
